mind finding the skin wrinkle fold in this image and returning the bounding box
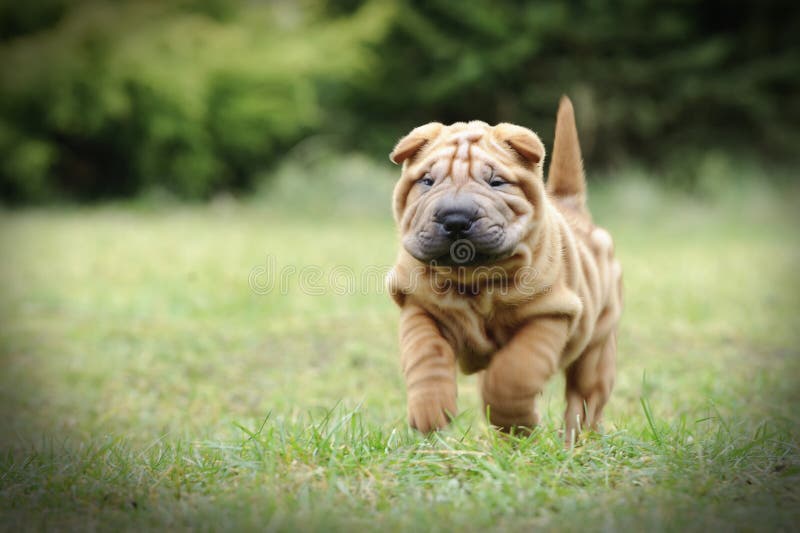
[388,99,622,439]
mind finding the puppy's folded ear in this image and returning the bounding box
[390,122,443,164]
[493,123,545,166]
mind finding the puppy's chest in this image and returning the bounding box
[421,290,519,374]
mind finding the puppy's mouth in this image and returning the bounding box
[430,248,512,267]
[405,234,514,267]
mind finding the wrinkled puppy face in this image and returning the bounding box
[390,121,546,266]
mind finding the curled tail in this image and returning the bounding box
[547,96,586,208]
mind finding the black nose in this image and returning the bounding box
[438,210,474,236]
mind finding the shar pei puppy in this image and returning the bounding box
[387,97,622,442]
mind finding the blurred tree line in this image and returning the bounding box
[0,0,798,202]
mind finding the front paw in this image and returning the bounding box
[480,368,540,433]
[407,387,457,433]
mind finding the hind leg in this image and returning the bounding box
[564,333,616,444]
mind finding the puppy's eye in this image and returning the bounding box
[489,177,507,187]
[417,175,435,187]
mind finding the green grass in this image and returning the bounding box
[1,170,799,531]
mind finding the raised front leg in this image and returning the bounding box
[399,304,458,433]
[480,317,569,432]
[564,332,616,444]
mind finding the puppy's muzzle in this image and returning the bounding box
[405,195,513,266]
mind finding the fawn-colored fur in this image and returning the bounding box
[388,97,622,441]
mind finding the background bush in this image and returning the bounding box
[0,0,798,202]
[0,0,392,201]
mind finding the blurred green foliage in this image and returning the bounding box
[0,0,393,201]
[343,0,800,184]
[0,0,798,202]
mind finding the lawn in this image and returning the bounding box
[1,171,799,531]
